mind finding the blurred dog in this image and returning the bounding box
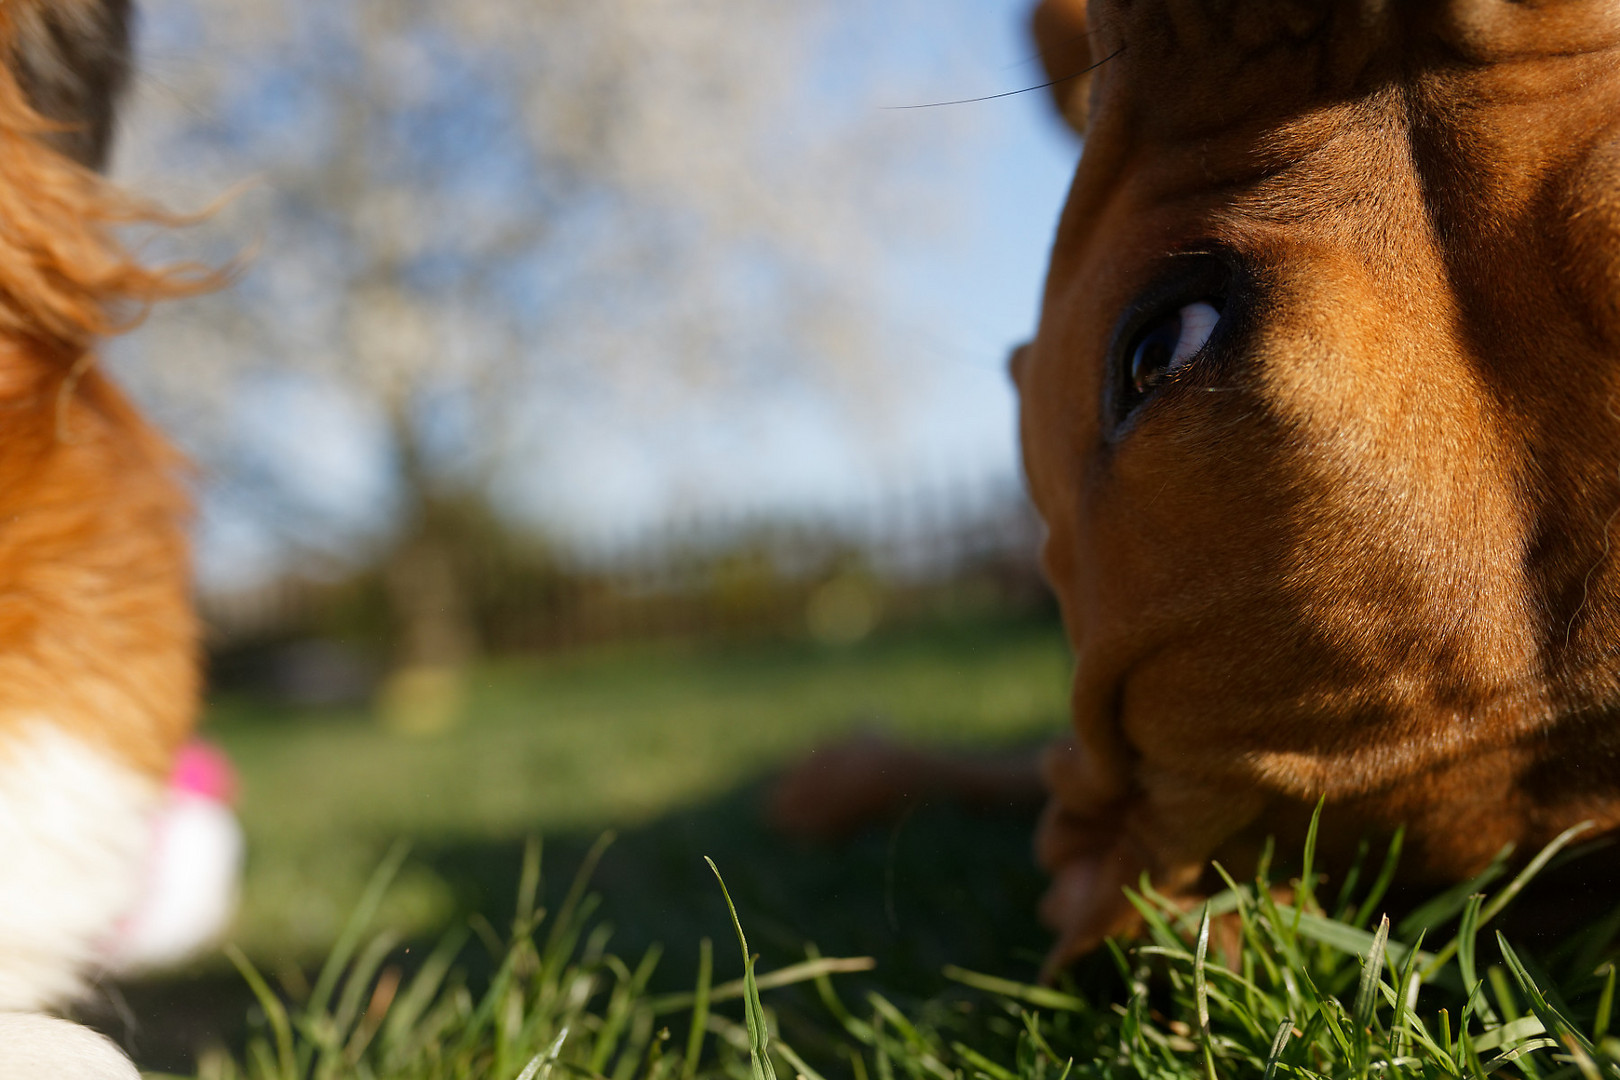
[781,0,1620,975]
[0,1,207,1074]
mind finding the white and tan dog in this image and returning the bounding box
[0,1,210,1075]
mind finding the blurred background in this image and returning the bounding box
[103,0,1085,1068]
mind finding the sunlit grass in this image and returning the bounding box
[169,807,1620,1080]
[208,617,1072,961]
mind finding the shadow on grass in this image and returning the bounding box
[108,770,1052,1073]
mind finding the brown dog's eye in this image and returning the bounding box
[1126,300,1221,397]
[1108,252,1242,430]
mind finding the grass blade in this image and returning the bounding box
[1597,964,1615,1042]
[308,839,410,1022]
[649,955,875,1015]
[943,966,1087,1013]
[1389,928,1427,1060]
[705,857,777,1080]
[1416,823,1594,983]
[1195,905,1217,1080]
[513,836,543,934]
[1263,1017,1293,1080]
[542,831,615,971]
[775,1038,830,1080]
[681,937,712,1080]
[515,1027,568,1080]
[1355,915,1390,1035]
[1479,823,1594,928]
[226,943,297,1080]
[1497,933,1596,1057]
[952,1040,1016,1080]
[1274,905,1435,974]
[323,928,402,1068]
[1457,894,1499,1030]
[1354,827,1405,929]
[1299,797,1325,915]
[379,926,469,1062]
[1398,850,1511,942]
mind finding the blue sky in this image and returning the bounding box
[499,3,1082,544]
[117,0,1083,585]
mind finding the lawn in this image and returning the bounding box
[118,614,1074,1071]
[117,614,1620,1080]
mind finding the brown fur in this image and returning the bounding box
[0,0,211,778]
[1019,0,1620,969]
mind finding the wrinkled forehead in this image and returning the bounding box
[1086,0,1620,142]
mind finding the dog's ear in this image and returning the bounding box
[1030,0,1091,135]
[8,0,131,172]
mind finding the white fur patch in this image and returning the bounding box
[0,725,156,1010]
[106,794,242,973]
[0,1012,138,1080]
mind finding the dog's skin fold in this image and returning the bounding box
[1021,0,1620,970]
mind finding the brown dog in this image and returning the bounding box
[1020,0,1620,970]
[775,0,1620,974]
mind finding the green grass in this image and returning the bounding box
[209,617,1072,963]
[165,806,1620,1080]
[125,616,1620,1079]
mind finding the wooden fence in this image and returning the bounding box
[199,476,1053,664]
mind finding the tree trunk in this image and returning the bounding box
[375,414,481,735]
[382,531,478,670]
